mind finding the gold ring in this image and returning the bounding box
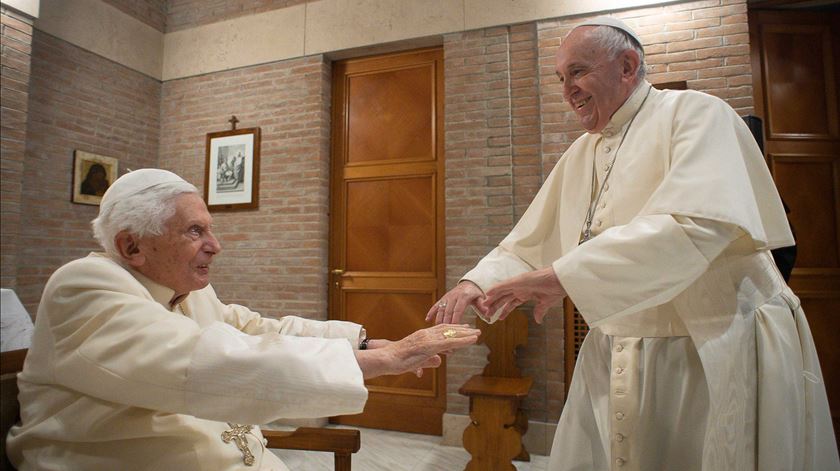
[443,328,457,339]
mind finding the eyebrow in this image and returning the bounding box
[185,220,212,229]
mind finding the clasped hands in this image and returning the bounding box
[425,266,567,325]
[357,267,565,379]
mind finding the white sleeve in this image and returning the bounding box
[221,300,362,346]
[552,215,742,327]
[184,323,367,423]
[461,246,536,293]
[44,262,367,426]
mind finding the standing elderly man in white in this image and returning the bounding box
[429,17,838,471]
[7,168,479,470]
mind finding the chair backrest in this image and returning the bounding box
[1,348,26,471]
[476,309,528,378]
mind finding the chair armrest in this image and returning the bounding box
[262,427,360,454]
[0,348,27,375]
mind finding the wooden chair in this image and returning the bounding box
[459,309,533,470]
[0,348,360,471]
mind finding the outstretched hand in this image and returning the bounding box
[425,281,486,325]
[479,266,567,324]
[355,324,480,379]
[364,338,438,377]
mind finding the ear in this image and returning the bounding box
[619,49,641,81]
[114,230,145,268]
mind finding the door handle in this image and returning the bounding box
[331,269,344,288]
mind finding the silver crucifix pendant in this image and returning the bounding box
[222,423,256,466]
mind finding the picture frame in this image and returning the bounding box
[204,127,261,211]
[72,150,119,206]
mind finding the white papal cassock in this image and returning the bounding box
[7,253,368,470]
[464,81,839,470]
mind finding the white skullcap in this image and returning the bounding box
[573,16,643,48]
[99,168,187,213]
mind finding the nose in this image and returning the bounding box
[562,77,576,101]
[204,230,222,255]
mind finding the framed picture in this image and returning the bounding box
[72,150,119,205]
[204,127,261,211]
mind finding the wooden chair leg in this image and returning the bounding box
[335,452,351,471]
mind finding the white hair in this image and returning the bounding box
[588,25,646,80]
[91,180,199,258]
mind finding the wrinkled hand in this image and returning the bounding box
[366,339,429,377]
[426,281,486,325]
[479,267,567,324]
[356,324,480,379]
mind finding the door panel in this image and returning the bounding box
[346,177,435,273]
[750,9,840,438]
[345,291,437,392]
[347,66,433,163]
[330,48,445,435]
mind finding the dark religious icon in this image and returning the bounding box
[72,150,118,205]
[205,125,260,211]
[80,164,109,196]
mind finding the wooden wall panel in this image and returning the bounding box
[761,24,838,139]
[771,156,840,268]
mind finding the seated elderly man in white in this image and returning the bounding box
[6,169,479,470]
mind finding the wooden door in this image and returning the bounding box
[749,9,840,437]
[329,48,446,435]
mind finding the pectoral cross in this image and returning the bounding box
[221,423,256,466]
[579,228,592,244]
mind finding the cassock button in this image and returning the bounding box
[604,183,610,191]
[616,412,625,420]
[600,201,606,209]
[616,458,626,467]
[604,146,612,153]
[604,164,611,172]
[616,433,625,442]
[615,367,624,374]
[596,220,603,227]
[616,344,624,352]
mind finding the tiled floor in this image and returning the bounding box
[272,425,549,470]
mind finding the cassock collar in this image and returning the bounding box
[600,80,651,137]
[95,253,190,311]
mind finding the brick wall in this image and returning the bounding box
[444,0,754,423]
[166,0,307,32]
[159,55,332,321]
[1,6,33,291]
[15,31,161,312]
[102,0,167,32]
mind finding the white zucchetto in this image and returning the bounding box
[99,169,187,214]
[573,16,643,48]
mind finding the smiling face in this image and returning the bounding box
[555,27,640,133]
[134,193,221,295]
